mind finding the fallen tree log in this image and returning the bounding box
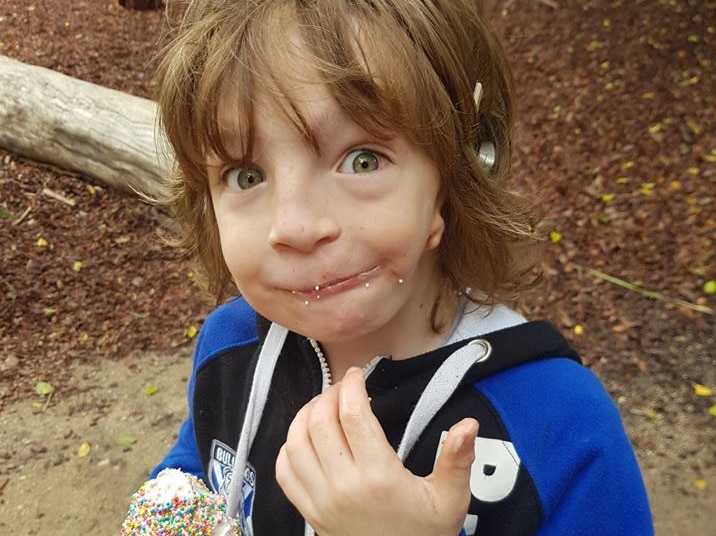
[0,55,170,200]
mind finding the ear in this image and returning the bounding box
[425,197,446,251]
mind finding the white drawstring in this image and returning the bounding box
[396,339,491,461]
[227,323,289,523]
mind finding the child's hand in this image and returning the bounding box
[275,367,478,536]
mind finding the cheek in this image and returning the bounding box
[215,220,252,282]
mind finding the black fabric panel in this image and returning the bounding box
[194,342,259,476]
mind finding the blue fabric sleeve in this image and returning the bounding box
[150,297,258,483]
[477,358,653,535]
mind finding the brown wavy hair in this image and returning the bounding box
[154,0,541,323]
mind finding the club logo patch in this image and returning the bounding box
[240,463,257,536]
[208,439,256,536]
[209,439,236,496]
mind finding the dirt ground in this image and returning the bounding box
[0,1,714,535]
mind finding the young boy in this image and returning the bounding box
[147,1,653,534]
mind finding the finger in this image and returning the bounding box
[428,418,478,502]
[275,444,317,522]
[338,367,393,466]
[308,381,355,476]
[280,397,325,497]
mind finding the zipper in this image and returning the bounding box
[309,337,384,391]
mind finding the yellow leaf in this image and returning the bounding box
[687,167,700,176]
[43,307,57,316]
[704,280,716,295]
[79,332,89,343]
[72,260,84,272]
[709,405,716,417]
[621,161,635,170]
[601,193,615,203]
[648,123,662,134]
[37,237,48,247]
[185,325,198,339]
[115,436,137,446]
[642,91,655,99]
[616,177,630,185]
[693,383,713,397]
[145,385,159,396]
[549,230,562,244]
[78,442,91,458]
[586,40,603,52]
[639,183,655,195]
[694,479,706,491]
[35,381,54,396]
[574,325,584,336]
[686,118,702,135]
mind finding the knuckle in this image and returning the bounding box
[364,468,393,495]
[307,404,334,434]
[339,400,363,426]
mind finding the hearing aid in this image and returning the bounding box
[473,82,497,170]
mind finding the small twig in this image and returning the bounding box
[12,205,32,226]
[41,391,53,413]
[42,187,76,207]
[574,264,713,315]
[504,0,559,10]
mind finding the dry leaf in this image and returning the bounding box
[78,442,91,458]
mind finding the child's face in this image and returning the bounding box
[207,74,445,345]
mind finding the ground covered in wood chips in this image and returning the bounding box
[0,1,714,535]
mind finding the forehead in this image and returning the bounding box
[211,9,411,159]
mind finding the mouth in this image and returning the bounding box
[292,265,382,297]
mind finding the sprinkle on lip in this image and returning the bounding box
[298,265,382,294]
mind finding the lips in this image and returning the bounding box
[292,265,382,296]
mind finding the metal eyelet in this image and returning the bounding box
[467,338,492,363]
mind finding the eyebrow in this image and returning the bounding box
[298,102,372,157]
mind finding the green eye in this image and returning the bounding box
[340,150,381,174]
[225,166,266,190]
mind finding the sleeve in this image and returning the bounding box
[149,414,205,480]
[478,358,654,535]
[149,346,205,481]
[149,296,259,483]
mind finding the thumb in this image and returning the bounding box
[431,418,478,489]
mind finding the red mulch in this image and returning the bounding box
[1,0,713,410]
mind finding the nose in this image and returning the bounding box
[268,177,340,253]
